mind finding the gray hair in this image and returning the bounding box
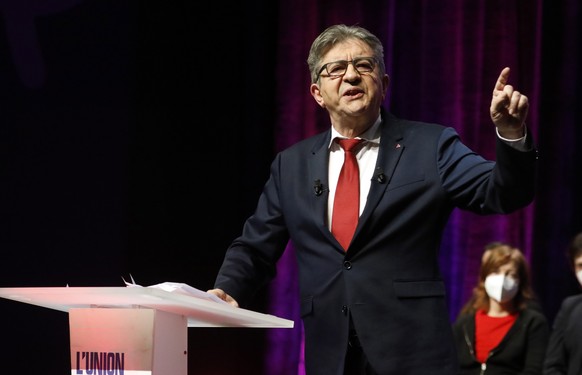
[307,24,386,83]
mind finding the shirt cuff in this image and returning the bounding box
[496,127,527,151]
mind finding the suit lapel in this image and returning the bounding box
[308,130,339,245]
[356,113,405,236]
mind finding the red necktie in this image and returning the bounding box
[332,138,363,250]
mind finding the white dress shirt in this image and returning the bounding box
[327,115,382,231]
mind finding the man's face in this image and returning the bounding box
[310,39,388,122]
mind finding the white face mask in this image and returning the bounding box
[576,270,582,287]
[484,273,519,303]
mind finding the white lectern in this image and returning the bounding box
[0,287,294,375]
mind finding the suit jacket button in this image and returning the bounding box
[343,261,352,270]
[341,305,348,315]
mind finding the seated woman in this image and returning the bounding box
[452,243,550,374]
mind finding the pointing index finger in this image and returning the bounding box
[494,67,511,92]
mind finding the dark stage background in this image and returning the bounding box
[1,1,580,374]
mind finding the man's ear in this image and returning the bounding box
[310,83,326,108]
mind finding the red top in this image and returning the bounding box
[474,309,518,363]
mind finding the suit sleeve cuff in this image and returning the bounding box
[496,127,528,151]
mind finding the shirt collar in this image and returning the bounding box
[328,114,382,149]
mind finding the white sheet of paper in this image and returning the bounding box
[123,276,228,305]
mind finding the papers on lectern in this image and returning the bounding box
[122,275,228,305]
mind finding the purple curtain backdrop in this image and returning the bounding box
[1,1,580,374]
[263,1,581,374]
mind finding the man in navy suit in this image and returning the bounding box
[208,24,537,375]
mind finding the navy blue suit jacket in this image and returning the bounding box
[214,109,538,375]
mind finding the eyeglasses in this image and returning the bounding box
[316,57,377,80]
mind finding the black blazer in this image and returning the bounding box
[543,294,582,375]
[452,309,550,374]
[214,109,538,375]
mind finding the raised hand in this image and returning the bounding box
[490,67,528,139]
